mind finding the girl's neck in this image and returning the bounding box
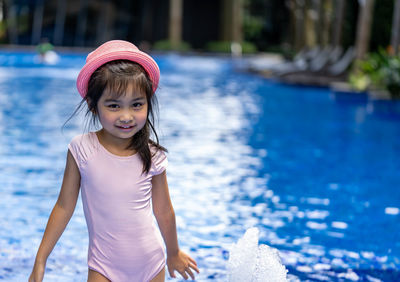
[95,129,136,157]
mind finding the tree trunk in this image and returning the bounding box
[321,0,333,46]
[391,0,400,55]
[220,0,243,43]
[304,0,316,47]
[169,0,183,48]
[96,0,115,45]
[287,0,296,49]
[74,0,88,46]
[294,0,306,50]
[53,0,66,46]
[5,0,18,44]
[355,0,375,60]
[31,0,44,45]
[140,0,153,43]
[316,0,323,46]
[232,0,243,43]
[332,0,346,47]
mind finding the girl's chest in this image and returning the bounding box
[80,157,152,200]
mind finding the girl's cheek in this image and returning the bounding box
[140,109,148,119]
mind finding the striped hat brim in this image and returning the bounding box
[76,41,160,98]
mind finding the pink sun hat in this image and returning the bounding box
[76,40,160,98]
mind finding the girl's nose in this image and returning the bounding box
[119,110,134,123]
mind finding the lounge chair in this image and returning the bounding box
[275,46,355,86]
[273,45,337,77]
[326,46,355,76]
[309,45,344,72]
[257,46,321,75]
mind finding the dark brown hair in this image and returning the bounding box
[67,60,166,174]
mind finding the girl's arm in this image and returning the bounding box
[29,150,81,282]
[152,171,200,280]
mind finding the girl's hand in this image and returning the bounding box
[28,261,45,282]
[167,250,200,280]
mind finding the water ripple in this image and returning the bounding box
[0,53,399,281]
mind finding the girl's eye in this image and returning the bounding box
[107,104,119,109]
[132,103,143,108]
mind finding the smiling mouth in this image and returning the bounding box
[116,125,135,129]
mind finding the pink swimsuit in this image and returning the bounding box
[68,132,167,282]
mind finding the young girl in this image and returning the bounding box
[29,40,199,282]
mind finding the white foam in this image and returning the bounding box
[361,251,375,259]
[0,67,79,80]
[306,221,328,230]
[304,197,330,206]
[313,263,331,271]
[365,275,382,282]
[306,210,330,219]
[338,270,360,281]
[296,265,313,273]
[385,207,399,215]
[228,228,288,282]
[331,221,348,229]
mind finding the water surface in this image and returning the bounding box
[0,51,399,281]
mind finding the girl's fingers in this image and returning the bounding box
[168,254,199,280]
[168,268,176,278]
[186,267,195,280]
[179,269,189,280]
[188,256,198,266]
[189,261,200,273]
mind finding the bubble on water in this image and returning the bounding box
[338,270,360,281]
[227,227,288,282]
[385,207,399,215]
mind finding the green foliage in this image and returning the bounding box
[205,41,257,54]
[0,21,7,43]
[243,12,263,40]
[349,49,400,98]
[242,0,289,52]
[36,42,54,54]
[153,40,191,52]
[264,44,294,59]
[370,0,394,51]
[348,72,370,92]
[205,41,230,53]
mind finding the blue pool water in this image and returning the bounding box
[0,51,399,281]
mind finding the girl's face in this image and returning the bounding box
[96,84,148,142]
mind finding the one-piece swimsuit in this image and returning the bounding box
[68,132,167,282]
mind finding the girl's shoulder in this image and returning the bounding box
[68,132,99,167]
[69,132,97,149]
[149,145,168,176]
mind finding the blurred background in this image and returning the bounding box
[0,0,396,55]
[0,1,399,281]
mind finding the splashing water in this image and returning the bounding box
[228,228,288,282]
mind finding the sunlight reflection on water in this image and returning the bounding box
[0,53,399,281]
